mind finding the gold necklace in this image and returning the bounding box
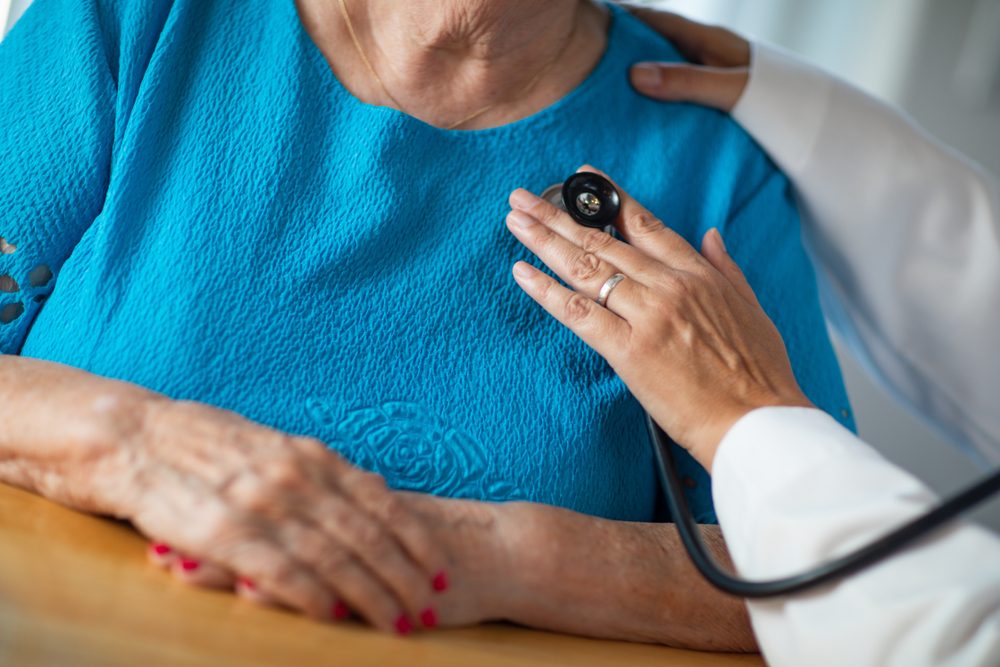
[336,0,577,130]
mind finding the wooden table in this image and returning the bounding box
[0,484,764,667]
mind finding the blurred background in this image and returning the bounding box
[4,0,999,530]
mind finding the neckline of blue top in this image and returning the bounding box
[283,0,625,138]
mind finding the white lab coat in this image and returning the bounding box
[711,42,1000,666]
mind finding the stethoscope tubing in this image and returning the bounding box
[554,171,1000,597]
[648,411,1000,598]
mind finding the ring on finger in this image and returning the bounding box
[596,272,627,308]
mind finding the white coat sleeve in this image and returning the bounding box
[731,42,1000,466]
[713,407,1000,667]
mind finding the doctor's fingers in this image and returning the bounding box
[508,187,663,284]
[623,7,750,68]
[630,63,748,112]
[700,228,762,308]
[622,7,749,111]
[511,261,632,362]
[506,210,650,321]
[573,166,708,275]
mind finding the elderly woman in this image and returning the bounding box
[0,0,854,651]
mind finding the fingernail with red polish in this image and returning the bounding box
[332,600,350,620]
[237,577,256,591]
[420,607,437,628]
[150,542,172,556]
[395,614,414,636]
[179,558,200,572]
[432,571,449,592]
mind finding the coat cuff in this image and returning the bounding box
[710,406,885,573]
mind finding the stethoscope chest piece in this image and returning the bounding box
[541,172,622,230]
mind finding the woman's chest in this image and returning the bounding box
[25,106,672,519]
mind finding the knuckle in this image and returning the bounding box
[351,470,388,500]
[263,457,307,489]
[564,292,596,324]
[569,251,602,282]
[229,477,277,512]
[375,493,407,526]
[626,212,662,236]
[534,274,554,302]
[533,226,559,250]
[356,522,394,560]
[290,435,329,461]
[580,228,614,254]
[535,203,560,226]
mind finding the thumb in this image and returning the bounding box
[630,63,749,112]
[700,228,761,307]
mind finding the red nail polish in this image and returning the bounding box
[431,571,449,592]
[179,558,200,572]
[332,600,350,620]
[395,614,413,636]
[237,577,256,591]
[420,607,437,628]
[150,542,172,556]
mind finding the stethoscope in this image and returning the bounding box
[552,171,1000,598]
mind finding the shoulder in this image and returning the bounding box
[608,5,783,209]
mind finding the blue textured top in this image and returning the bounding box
[0,0,854,523]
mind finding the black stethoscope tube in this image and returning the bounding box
[558,171,1000,598]
[648,411,1000,598]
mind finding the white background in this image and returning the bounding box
[4,0,999,531]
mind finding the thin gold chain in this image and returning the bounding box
[336,0,578,130]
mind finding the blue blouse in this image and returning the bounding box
[0,0,854,523]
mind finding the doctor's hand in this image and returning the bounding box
[624,8,750,112]
[505,169,812,471]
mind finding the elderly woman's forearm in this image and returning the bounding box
[497,503,757,651]
[0,355,156,514]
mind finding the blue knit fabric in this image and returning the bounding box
[0,0,854,523]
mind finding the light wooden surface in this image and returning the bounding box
[0,483,764,667]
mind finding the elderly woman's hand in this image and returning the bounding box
[504,169,812,470]
[96,394,449,634]
[625,7,750,112]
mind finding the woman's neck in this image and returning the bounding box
[296,0,609,129]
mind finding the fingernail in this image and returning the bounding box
[507,210,536,230]
[150,542,172,557]
[512,262,535,279]
[631,63,663,89]
[509,188,541,210]
[179,558,200,572]
[431,570,449,593]
[332,600,350,620]
[713,228,727,252]
[420,607,438,628]
[237,577,256,591]
[395,614,414,635]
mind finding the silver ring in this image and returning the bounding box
[596,273,626,307]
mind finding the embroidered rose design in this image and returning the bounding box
[305,398,524,501]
